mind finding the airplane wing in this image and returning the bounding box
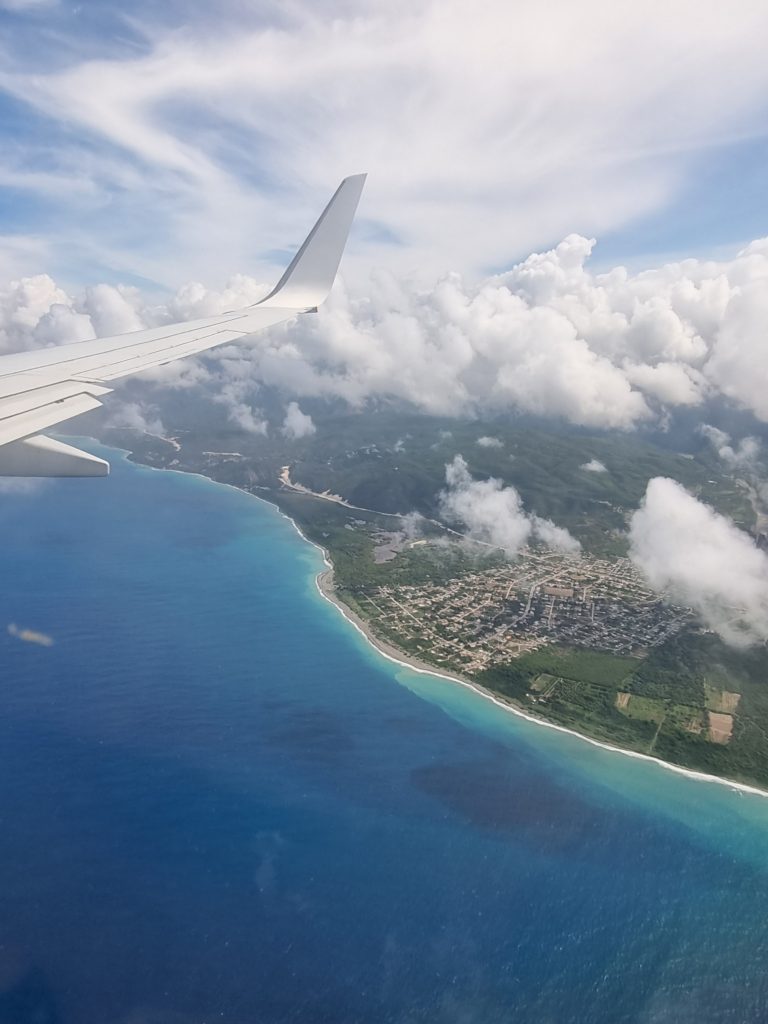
[0,174,366,478]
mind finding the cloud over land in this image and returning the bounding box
[281,402,316,440]
[629,477,768,648]
[4,232,768,434]
[439,455,580,556]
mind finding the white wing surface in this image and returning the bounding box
[0,174,366,477]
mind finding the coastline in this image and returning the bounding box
[311,560,768,801]
[83,437,768,802]
[314,568,467,680]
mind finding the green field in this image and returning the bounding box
[617,693,666,725]
[476,631,768,787]
[515,647,639,687]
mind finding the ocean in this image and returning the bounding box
[1,442,768,1024]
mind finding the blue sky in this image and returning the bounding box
[2,0,768,291]
[594,134,768,272]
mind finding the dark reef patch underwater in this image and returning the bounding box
[1,442,768,1023]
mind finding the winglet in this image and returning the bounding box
[256,174,366,311]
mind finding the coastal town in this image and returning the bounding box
[108,427,766,787]
[357,547,692,673]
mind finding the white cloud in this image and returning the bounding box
[106,401,165,436]
[703,285,768,422]
[530,515,582,554]
[629,477,768,648]
[699,425,761,469]
[582,459,607,473]
[228,404,268,435]
[439,455,580,555]
[476,436,503,449]
[6,229,768,432]
[440,456,532,554]
[270,231,768,426]
[216,389,268,435]
[2,2,768,285]
[0,274,77,352]
[211,350,270,435]
[0,0,56,9]
[83,284,144,338]
[622,360,708,407]
[281,402,316,440]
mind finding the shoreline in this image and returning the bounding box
[314,567,477,680]
[310,560,768,802]
[84,437,768,802]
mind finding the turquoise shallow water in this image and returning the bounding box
[1,443,768,1023]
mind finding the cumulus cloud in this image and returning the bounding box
[699,425,761,470]
[476,436,503,449]
[703,284,768,423]
[0,275,89,353]
[83,284,144,338]
[440,456,531,554]
[629,477,768,648]
[220,232,768,428]
[6,230,768,433]
[582,459,608,473]
[281,402,316,440]
[106,401,165,436]
[530,516,582,554]
[623,360,708,407]
[439,455,580,556]
[205,348,270,436]
[216,390,268,435]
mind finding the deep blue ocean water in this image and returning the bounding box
[2,443,768,1024]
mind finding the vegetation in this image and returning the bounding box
[478,630,768,788]
[512,647,638,687]
[104,406,768,789]
[111,404,755,558]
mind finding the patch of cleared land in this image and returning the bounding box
[615,693,665,724]
[682,713,706,735]
[531,673,559,696]
[704,685,741,714]
[708,712,734,745]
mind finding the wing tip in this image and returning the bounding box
[257,173,367,311]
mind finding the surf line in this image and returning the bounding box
[305,549,768,802]
[96,439,768,804]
